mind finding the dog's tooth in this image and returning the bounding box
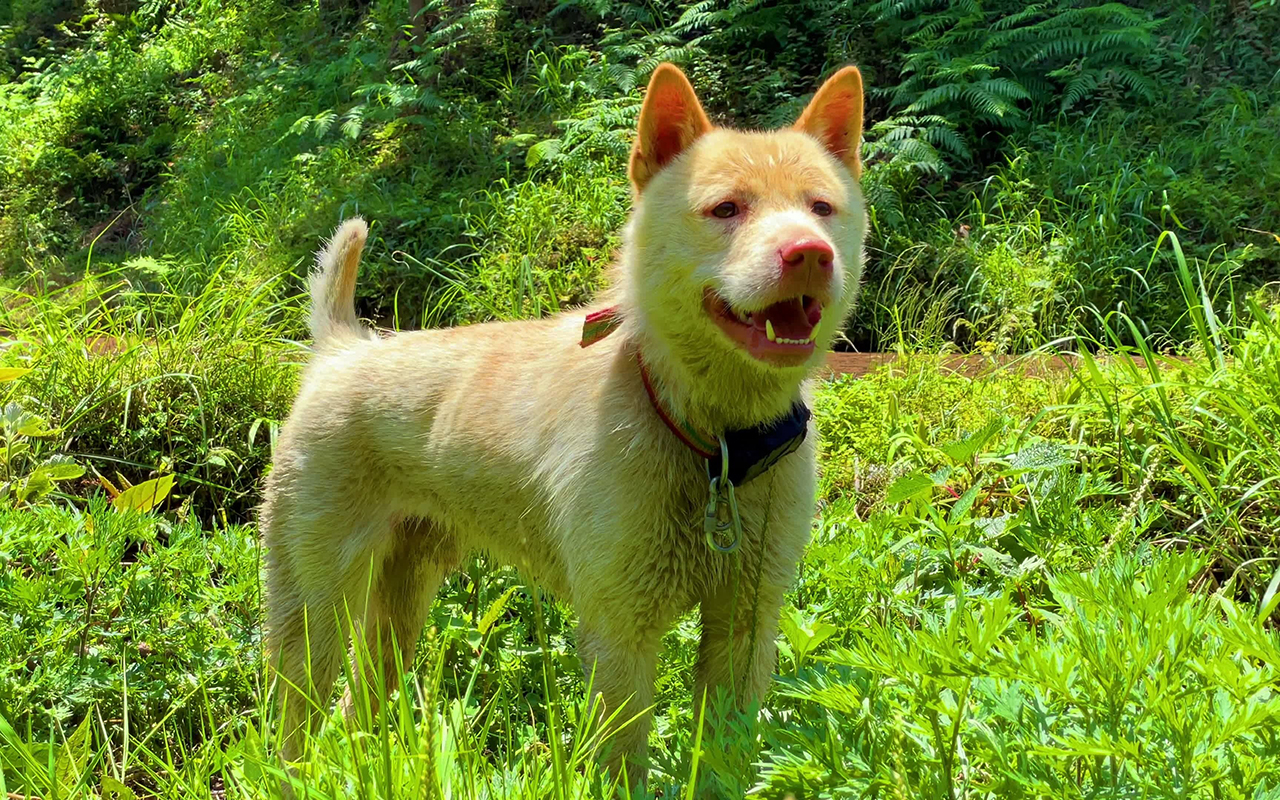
[766,319,776,342]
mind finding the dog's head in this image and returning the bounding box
[622,64,865,391]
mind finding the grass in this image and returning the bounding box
[2,0,1280,795]
[2,258,1279,796]
[0,267,301,521]
[2,449,1279,796]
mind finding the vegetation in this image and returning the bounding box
[1,0,1278,797]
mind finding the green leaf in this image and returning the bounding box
[948,479,986,523]
[16,471,53,502]
[1003,442,1074,475]
[885,472,935,504]
[526,138,563,168]
[102,775,137,799]
[39,456,84,482]
[941,418,1003,464]
[1259,565,1280,623]
[3,402,55,437]
[780,606,838,668]
[204,447,234,468]
[969,546,1017,576]
[112,474,175,513]
[477,585,519,635]
[55,714,92,788]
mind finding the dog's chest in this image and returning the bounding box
[649,477,724,583]
[619,467,784,613]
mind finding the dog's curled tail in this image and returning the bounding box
[310,218,374,348]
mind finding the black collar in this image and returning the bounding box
[579,305,810,487]
[711,401,811,485]
[637,350,810,486]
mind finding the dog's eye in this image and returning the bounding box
[711,202,739,219]
[812,201,834,217]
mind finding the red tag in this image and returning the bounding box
[580,306,622,347]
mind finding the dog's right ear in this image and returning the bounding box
[629,64,712,192]
[794,66,864,179]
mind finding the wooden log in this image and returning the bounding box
[819,352,1083,379]
[820,351,1190,379]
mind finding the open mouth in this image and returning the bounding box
[703,288,823,365]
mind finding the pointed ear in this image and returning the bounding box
[794,66,864,178]
[629,64,713,192]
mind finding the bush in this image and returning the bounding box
[0,269,301,520]
[0,498,260,743]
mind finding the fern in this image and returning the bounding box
[865,113,970,178]
[340,105,366,140]
[1059,70,1100,110]
[311,110,337,138]
[527,96,641,174]
[870,0,1162,173]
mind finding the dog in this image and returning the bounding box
[260,62,865,779]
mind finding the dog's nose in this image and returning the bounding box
[779,239,834,273]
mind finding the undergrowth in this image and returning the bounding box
[3,0,1278,348]
[3,406,1279,796]
[2,244,1278,795]
[2,0,1280,796]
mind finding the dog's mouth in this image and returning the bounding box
[703,288,823,366]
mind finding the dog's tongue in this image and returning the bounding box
[754,298,817,339]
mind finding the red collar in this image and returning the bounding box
[578,304,811,486]
[580,305,718,459]
[635,350,718,458]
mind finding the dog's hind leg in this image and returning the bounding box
[340,516,460,722]
[263,505,392,761]
[264,561,350,762]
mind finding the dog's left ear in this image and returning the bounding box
[629,64,713,192]
[794,66,864,179]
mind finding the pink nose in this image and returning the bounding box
[779,239,834,272]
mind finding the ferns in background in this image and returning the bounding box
[864,114,970,175]
[868,0,1160,172]
[2,0,1274,346]
[558,0,1166,180]
[524,2,700,173]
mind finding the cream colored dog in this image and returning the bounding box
[261,63,866,776]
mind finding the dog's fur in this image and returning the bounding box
[261,63,865,774]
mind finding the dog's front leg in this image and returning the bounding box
[694,575,786,713]
[576,619,661,785]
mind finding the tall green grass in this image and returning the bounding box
[1067,233,1280,596]
[2,3,1279,793]
[3,246,1279,796]
[0,264,302,520]
[4,482,1279,796]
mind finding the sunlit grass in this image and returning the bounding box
[2,2,1279,794]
